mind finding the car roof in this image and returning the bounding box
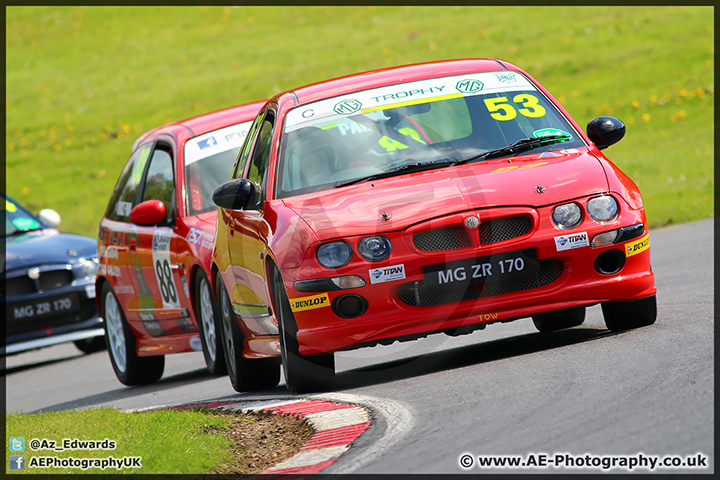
[288,58,515,106]
[131,100,265,152]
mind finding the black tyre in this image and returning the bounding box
[272,266,335,393]
[73,336,106,354]
[101,282,164,386]
[532,306,586,332]
[602,295,657,331]
[215,271,280,392]
[193,270,227,376]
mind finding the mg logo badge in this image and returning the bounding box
[333,99,362,115]
[456,79,484,93]
[464,216,480,229]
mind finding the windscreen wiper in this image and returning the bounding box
[334,160,454,188]
[452,134,571,166]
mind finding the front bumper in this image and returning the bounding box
[3,271,103,356]
[281,199,656,356]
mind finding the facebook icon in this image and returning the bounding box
[9,455,25,470]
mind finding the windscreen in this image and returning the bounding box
[277,71,585,198]
[184,121,253,215]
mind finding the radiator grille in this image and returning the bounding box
[478,216,532,244]
[413,226,471,251]
[4,268,74,296]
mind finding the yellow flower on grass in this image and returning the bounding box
[642,113,651,123]
[670,111,687,122]
[631,101,639,108]
[22,187,30,195]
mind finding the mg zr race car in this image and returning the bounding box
[211,59,657,393]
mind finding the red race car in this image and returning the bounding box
[211,59,656,393]
[96,100,264,385]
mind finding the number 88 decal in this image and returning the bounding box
[484,94,547,121]
[155,259,178,304]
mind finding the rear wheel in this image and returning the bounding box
[215,271,279,392]
[272,266,335,393]
[194,270,227,376]
[532,306,586,332]
[73,336,106,354]
[101,282,164,386]
[602,295,657,331]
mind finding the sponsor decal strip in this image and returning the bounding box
[290,293,330,312]
[554,232,589,252]
[361,92,463,113]
[625,233,650,257]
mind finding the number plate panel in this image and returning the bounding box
[10,293,81,321]
[423,249,539,288]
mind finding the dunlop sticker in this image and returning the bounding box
[289,293,330,312]
[625,233,650,257]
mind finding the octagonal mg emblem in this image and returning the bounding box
[456,79,484,94]
[464,216,480,229]
[334,99,362,115]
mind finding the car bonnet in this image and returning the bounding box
[4,232,98,273]
[281,149,609,239]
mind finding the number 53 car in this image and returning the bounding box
[211,58,657,393]
[96,101,263,385]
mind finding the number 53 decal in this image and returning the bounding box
[484,94,546,121]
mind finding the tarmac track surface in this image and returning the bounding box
[4,218,714,474]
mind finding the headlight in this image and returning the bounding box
[552,203,582,229]
[358,236,392,262]
[587,195,619,222]
[76,257,99,279]
[317,241,353,269]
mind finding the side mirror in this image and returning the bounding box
[129,200,167,226]
[212,178,254,210]
[38,209,61,228]
[587,116,626,150]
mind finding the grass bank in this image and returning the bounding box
[6,6,714,236]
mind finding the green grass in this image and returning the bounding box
[5,407,235,474]
[6,6,714,236]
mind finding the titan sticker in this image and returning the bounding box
[289,293,330,312]
[369,264,406,284]
[554,232,589,251]
[625,233,650,257]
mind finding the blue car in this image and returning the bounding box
[3,193,104,355]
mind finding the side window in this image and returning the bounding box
[141,145,175,223]
[232,112,264,180]
[105,143,153,221]
[245,112,275,209]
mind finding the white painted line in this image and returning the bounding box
[265,444,349,471]
[304,406,370,431]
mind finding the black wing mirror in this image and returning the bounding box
[587,116,626,150]
[212,178,255,210]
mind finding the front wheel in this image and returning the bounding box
[194,270,226,376]
[532,306,586,332]
[272,266,335,393]
[602,295,657,331]
[101,282,164,386]
[215,271,279,392]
